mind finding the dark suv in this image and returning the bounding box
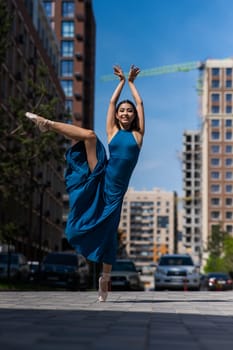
[0,252,30,281]
[154,254,200,291]
[41,251,89,290]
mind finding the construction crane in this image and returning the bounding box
[100,60,205,82]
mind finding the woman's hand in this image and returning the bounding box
[113,65,125,81]
[128,65,140,82]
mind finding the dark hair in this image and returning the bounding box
[115,99,140,131]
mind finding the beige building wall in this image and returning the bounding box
[119,188,176,270]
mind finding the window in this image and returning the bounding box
[62,1,74,17]
[211,211,220,219]
[157,216,169,228]
[225,158,233,166]
[61,21,74,37]
[226,184,233,193]
[211,158,220,166]
[211,184,220,193]
[61,80,73,96]
[212,68,220,76]
[226,80,232,88]
[211,145,220,153]
[211,119,220,127]
[65,99,73,113]
[211,198,220,206]
[225,145,232,153]
[226,68,232,76]
[211,106,220,114]
[43,1,52,16]
[211,131,220,140]
[226,198,233,206]
[226,106,232,114]
[226,225,233,233]
[225,93,232,102]
[225,119,232,127]
[211,93,220,102]
[211,80,220,88]
[226,131,233,140]
[225,171,233,180]
[61,40,74,57]
[211,171,220,179]
[60,60,73,77]
[226,212,233,220]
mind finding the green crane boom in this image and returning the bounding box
[100,61,203,82]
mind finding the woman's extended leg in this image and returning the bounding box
[25,112,97,172]
[98,263,112,302]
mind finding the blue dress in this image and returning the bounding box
[65,130,140,264]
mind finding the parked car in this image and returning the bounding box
[200,272,233,291]
[111,259,144,291]
[154,254,200,291]
[41,251,89,290]
[0,252,30,281]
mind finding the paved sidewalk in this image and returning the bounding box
[1,291,233,349]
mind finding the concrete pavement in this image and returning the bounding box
[1,291,233,349]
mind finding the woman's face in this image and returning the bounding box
[116,103,135,130]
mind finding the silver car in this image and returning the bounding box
[154,254,200,291]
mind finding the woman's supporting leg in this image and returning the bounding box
[98,263,112,302]
[25,112,98,172]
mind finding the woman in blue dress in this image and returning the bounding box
[25,64,145,301]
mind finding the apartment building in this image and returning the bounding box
[119,188,177,271]
[182,130,202,264]
[201,58,233,261]
[42,0,95,128]
[0,0,66,259]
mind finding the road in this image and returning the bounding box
[1,290,233,349]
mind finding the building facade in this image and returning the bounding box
[43,0,95,128]
[119,188,177,271]
[0,0,66,259]
[182,130,202,264]
[201,58,233,261]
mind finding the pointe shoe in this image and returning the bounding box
[98,273,111,302]
[25,112,54,132]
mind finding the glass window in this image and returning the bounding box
[225,158,233,166]
[226,80,232,88]
[211,145,220,153]
[226,225,233,233]
[61,40,74,57]
[211,184,220,192]
[211,119,220,127]
[212,68,220,76]
[211,106,220,114]
[211,158,220,166]
[62,1,74,17]
[226,184,233,193]
[211,171,220,179]
[65,99,73,113]
[211,93,220,102]
[43,1,52,16]
[225,119,232,127]
[226,106,232,114]
[211,198,220,206]
[226,198,233,206]
[226,212,233,219]
[211,80,220,88]
[225,171,233,180]
[225,145,232,153]
[61,80,73,96]
[61,21,74,37]
[226,68,232,76]
[225,93,232,102]
[211,131,220,140]
[226,131,232,140]
[211,211,220,219]
[60,60,73,77]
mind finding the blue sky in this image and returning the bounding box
[92,0,233,195]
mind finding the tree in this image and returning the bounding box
[0,0,12,64]
[204,224,226,273]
